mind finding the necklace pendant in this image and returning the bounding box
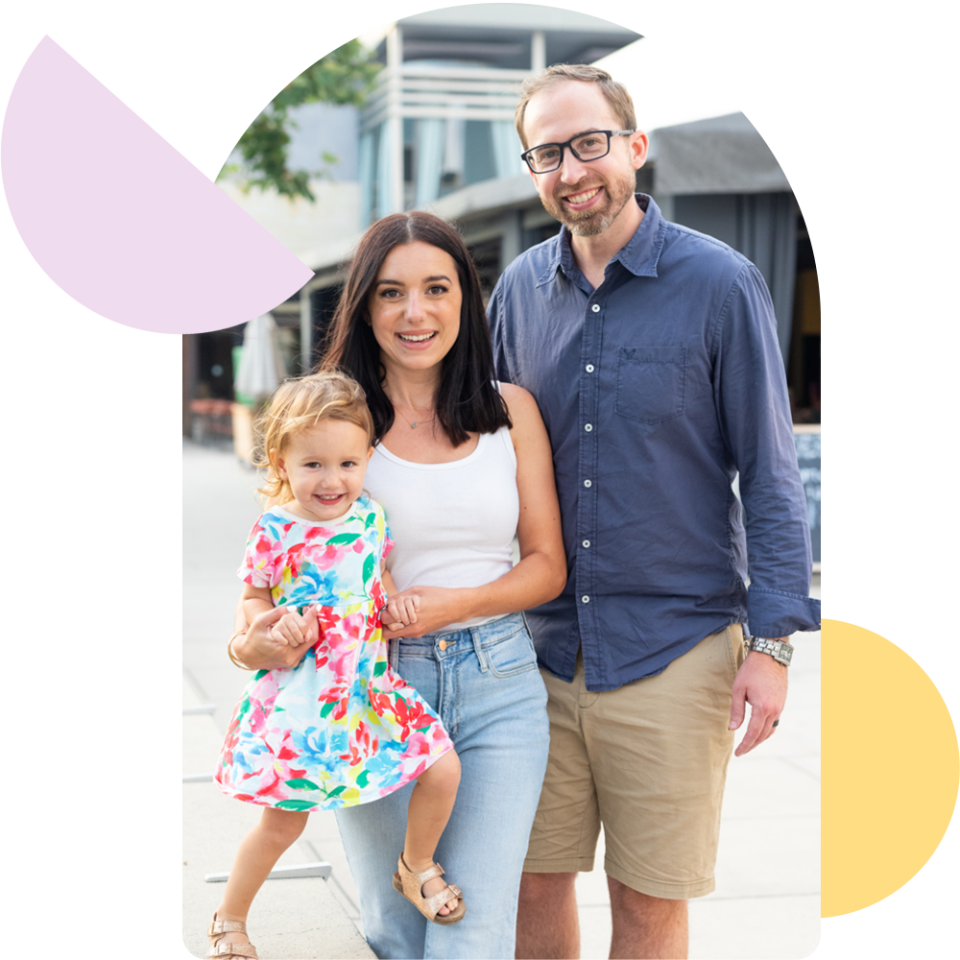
[411,421,417,428]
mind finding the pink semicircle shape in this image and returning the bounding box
[1,36,315,334]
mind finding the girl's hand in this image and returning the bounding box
[271,607,313,648]
[382,594,421,631]
[234,604,318,671]
[381,586,467,639]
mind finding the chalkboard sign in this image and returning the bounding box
[793,427,821,569]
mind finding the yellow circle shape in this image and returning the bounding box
[822,619,959,916]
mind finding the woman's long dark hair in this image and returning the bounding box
[321,212,511,446]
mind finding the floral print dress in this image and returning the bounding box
[215,494,454,811]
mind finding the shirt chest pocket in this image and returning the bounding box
[615,345,687,424]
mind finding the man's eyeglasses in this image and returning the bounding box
[521,130,635,174]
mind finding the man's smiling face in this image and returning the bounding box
[522,79,645,238]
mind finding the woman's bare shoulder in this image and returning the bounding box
[498,382,547,442]
[498,381,537,416]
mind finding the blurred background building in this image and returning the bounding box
[184,3,820,450]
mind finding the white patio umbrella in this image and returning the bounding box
[234,313,287,401]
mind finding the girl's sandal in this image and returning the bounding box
[207,913,260,959]
[392,853,466,925]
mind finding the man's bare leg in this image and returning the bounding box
[607,877,688,960]
[516,871,580,959]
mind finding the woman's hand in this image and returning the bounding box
[381,586,468,639]
[232,603,319,671]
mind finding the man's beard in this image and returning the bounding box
[542,170,636,237]
[566,206,623,237]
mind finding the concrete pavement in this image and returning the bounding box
[183,439,820,959]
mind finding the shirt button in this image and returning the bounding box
[591,304,600,313]
[582,539,591,548]
[582,595,590,603]
[583,479,592,488]
[584,423,593,432]
[585,364,595,373]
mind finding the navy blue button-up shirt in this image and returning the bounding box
[488,195,820,692]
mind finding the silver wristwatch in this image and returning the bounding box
[747,637,794,666]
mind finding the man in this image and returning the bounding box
[486,65,821,960]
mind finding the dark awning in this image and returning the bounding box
[650,112,790,195]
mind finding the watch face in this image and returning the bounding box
[771,642,792,665]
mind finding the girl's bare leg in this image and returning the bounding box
[214,808,310,946]
[403,749,462,915]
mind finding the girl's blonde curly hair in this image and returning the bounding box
[253,370,375,507]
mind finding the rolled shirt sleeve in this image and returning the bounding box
[714,264,820,637]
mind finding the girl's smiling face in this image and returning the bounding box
[366,241,463,378]
[275,419,374,523]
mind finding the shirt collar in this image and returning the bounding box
[535,194,667,287]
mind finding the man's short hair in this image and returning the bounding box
[514,64,638,149]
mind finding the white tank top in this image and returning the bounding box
[364,422,519,631]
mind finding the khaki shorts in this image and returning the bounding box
[523,624,746,900]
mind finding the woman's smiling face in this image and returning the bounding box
[367,240,463,378]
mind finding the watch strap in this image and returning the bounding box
[747,636,794,666]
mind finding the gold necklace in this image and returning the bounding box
[385,380,437,429]
[395,406,436,429]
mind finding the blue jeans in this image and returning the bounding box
[335,612,550,959]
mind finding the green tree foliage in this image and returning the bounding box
[219,40,381,202]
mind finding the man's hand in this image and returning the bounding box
[729,646,788,756]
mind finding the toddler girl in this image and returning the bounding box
[210,371,464,960]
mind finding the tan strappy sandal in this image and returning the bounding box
[207,913,260,958]
[392,853,466,925]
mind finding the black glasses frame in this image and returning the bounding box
[521,129,636,174]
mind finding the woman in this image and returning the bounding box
[232,211,566,959]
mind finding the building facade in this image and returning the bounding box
[187,4,819,438]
